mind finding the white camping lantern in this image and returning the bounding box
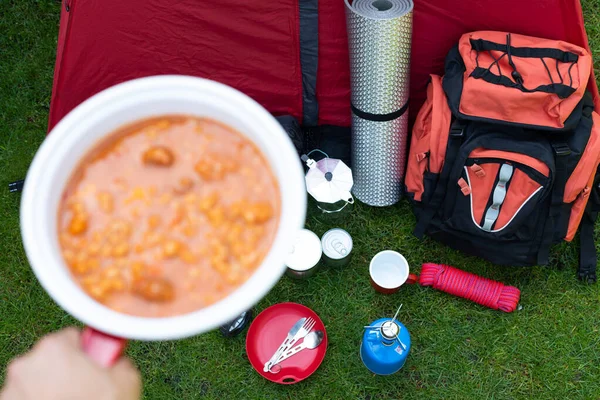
[302,150,354,213]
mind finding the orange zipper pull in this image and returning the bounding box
[458,178,471,196]
[582,186,591,198]
[416,152,429,163]
[470,164,485,178]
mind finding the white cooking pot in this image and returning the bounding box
[20,76,306,351]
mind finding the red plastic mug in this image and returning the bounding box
[369,251,417,294]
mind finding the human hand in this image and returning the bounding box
[1,327,141,400]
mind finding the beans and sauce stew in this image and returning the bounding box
[58,116,280,317]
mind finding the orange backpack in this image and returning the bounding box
[406,31,600,282]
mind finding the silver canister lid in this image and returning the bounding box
[321,228,353,260]
[285,229,322,271]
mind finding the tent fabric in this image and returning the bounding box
[49,0,305,130]
[315,0,351,127]
[48,0,598,132]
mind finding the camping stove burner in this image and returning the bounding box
[380,321,400,341]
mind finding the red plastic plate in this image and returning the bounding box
[246,302,328,384]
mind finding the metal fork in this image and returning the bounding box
[264,317,316,372]
[292,318,316,346]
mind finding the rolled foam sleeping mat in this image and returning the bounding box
[345,0,413,206]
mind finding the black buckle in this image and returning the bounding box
[450,123,465,138]
[552,143,571,156]
[450,128,464,138]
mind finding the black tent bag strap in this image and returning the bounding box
[298,0,319,126]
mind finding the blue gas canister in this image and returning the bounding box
[360,318,411,375]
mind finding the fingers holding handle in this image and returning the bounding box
[81,327,127,367]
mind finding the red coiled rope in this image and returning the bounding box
[418,263,521,313]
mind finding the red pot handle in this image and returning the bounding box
[81,327,127,367]
[406,273,418,285]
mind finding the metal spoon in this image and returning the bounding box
[268,331,324,373]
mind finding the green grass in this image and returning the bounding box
[1,1,600,399]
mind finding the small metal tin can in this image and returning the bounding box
[285,229,322,279]
[321,228,353,267]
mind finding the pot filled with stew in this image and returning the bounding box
[20,76,306,360]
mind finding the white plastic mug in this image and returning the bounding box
[20,76,307,365]
[369,251,417,294]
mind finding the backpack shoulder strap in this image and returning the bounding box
[414,118,465,238]
[537,141,572,265]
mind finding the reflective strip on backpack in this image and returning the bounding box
[482,164,514,231]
